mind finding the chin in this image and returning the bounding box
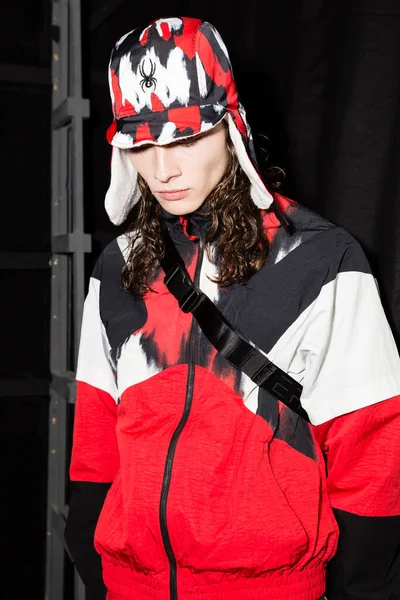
[158,198,206,216]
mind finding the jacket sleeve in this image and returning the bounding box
[315,400,400,600]
[299,232,400,599]
[64,255,120,600]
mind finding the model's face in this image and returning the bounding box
[127,121,229,215]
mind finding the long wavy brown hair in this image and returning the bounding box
[121,138,281,299]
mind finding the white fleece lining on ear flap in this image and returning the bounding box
[105,147,141,225]
[225,113,274,210]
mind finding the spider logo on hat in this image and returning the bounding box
[139,58,157,92]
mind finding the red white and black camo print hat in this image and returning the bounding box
[105,16,274,225]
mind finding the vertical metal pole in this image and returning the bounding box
[46,2,69,596]
[46,0,90,598]
[70,0,87,354]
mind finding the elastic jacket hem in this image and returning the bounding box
[102,560,326,600]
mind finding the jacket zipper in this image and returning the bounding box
[159,235,205,600]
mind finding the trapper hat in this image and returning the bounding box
[105,16,274,225]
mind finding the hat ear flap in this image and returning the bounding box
[225,113,274,210]
[105,147,141,225]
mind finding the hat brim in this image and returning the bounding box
[107,104,226,149]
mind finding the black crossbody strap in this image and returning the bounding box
[159,223,310,423]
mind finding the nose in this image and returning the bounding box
[153,146,181,183]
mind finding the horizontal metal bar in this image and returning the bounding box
[0,379,50,397]
[52,232,92,253]
[51,372,76,403]
[0,252,50,270]
[52,97,90,129]
[0,64,107,87]
[0,63,50,86]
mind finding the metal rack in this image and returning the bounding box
[45,0,91,598]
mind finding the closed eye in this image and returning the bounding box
[128,144,152,154]
[174,134,202,148]
[177,139,195,148]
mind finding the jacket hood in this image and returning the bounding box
[105,16,274,225]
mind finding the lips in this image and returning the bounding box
[158,189,189,201]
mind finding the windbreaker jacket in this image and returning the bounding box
[65,193,400,600]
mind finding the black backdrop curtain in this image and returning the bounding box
[1,0,400,598]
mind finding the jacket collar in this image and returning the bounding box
[161,207,213,242]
